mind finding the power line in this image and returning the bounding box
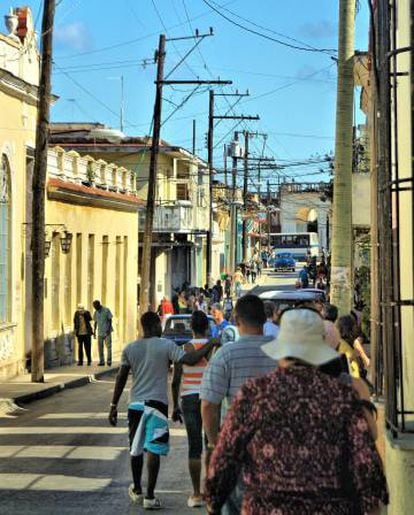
[201,0,337,55]
[209,0,337,54]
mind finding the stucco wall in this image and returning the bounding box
[44,200,138,365]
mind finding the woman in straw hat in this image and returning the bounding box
[205,307,388,515]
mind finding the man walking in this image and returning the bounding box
[93,300,113,366]
[73,303,93,366]
[108,311,218,510]
[211,303,229,339]
[200,295,276,514]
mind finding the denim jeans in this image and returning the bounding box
[98,333,112,364]
[181,394,205,459]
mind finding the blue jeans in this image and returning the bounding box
[98,333,112,364]
[181,394,206,459]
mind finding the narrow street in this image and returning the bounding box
[0,270,293,514]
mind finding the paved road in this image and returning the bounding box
[0,270,291,515]
[0,372,195,514]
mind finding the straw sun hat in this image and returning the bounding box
[262,308,339,366]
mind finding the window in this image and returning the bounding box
[51,233,61,330]
[0,155,11,324]
[101,235,109,304]
[177,183,189,201]
[87,235,95,310]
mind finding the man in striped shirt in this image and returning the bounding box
[200,295,277,515]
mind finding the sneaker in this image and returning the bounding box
[97,362,105,366]
[143,497,162,510]
[187,496,204,508]
[128,484,143,504]
[107,362,112,366]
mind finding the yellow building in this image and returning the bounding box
[0,7,39,378]
[50,124,211,303]
[42,147,140,367]
[0,8,140,378]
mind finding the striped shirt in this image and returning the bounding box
[200,335,276,406]
[181,338,209,397]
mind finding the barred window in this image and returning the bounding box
[0,155,11,323]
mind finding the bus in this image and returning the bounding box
[269,232,320,260]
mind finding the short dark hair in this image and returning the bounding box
[264,301,275,319]
[141,311,162,337]
[324,303,338,322]
[191,310,209,335]
[235,295,266,327]
[93,300,101,309]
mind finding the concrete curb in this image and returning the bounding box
[11,366,119,406]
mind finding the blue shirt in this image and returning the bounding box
[211,319,230,339]
[263,320,280,338]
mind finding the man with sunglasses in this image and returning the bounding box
[200,294,276,515]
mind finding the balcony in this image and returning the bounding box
[140,202,196,233]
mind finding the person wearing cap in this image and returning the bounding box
[73,304,93,366]
[204,308,388,515]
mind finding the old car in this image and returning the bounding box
[162,314,216,346]
[271,252,296,272]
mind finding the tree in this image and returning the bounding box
[330,0,356,315]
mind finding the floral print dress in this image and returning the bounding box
[205,365,388,515]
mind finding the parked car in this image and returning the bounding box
[256,289,326,313]
[162,314,216,346]
[271,252,296,272]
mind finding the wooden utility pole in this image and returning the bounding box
[206,89,214,286]
[31,0,56,383]
[192,119,196,155]
[229,132,239,272]
[140,34,166,313]
[242,130,249,262]
[330,0,355,315]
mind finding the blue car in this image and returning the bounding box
[162,314,216,346]
[272,252,296,272]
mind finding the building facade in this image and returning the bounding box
[279,182,331,253]
[41,148,140,367]
[50,125,210,304]
[0,8,39,378]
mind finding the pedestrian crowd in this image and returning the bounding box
[108,284,388,514]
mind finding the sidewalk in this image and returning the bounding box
[0,361,119,415]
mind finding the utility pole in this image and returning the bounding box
[267,180,271,248]
[139,34,166,314]
[242,130,249,262]
[140,30,227,307]
[330,0,355,314]
[206,89,215,287]
[192,119,196,155]
[31,0,56,383]
[120,75,124,132]
[229,132,239,273]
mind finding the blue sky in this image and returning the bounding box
[2,0,369,186]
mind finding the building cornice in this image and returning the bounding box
[48,178,144,213]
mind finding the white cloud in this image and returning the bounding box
[55,21,91,51]
[298,20,336,40]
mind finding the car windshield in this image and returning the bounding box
[164,318,192,334]
[163,317,215,336]
[276,253,293,259]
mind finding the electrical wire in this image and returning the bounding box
[201,0,337,55]
[208,0,337,54]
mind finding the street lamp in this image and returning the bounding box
[60,231,73,254]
